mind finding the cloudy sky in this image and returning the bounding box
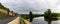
[0,0,60,14]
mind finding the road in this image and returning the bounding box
[0,16,31,24]
[0,16,17,24]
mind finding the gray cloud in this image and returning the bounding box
[1,0,60,14]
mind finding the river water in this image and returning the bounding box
[32,16,60,24]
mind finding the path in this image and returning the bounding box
[0,16,18,24]
[0,16,31,24]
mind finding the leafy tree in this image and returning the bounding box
[44,9,52,24]
[0,3,7,9]
[29,11,33,22]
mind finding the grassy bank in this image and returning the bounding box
[21,13,60,20]
[20,17,26,24]
[0,12,14,20]
[21,14,44,19]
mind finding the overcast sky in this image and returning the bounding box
[0,0,60,14]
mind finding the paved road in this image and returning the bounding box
[8,16,20,24]
[0,16,18,24]
[0,16,31,24]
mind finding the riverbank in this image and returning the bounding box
[32,16,60,24]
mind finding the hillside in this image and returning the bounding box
[0,3,8,9]
[0,3,15,20]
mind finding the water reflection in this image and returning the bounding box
[32,17,59,24]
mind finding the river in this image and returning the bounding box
[32,16,60,24]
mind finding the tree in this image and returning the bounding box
[44,9,52,24]
[29,11,33,22]
[0,3,7,9]
[47,9,51,16]
[47,9,52,24]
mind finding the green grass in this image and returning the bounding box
[0,3,7,9]
[0,13,6,20]
[20,17,26,24]
[21,14,44,19]
[21,13,60,20]
[0,12,14,20]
